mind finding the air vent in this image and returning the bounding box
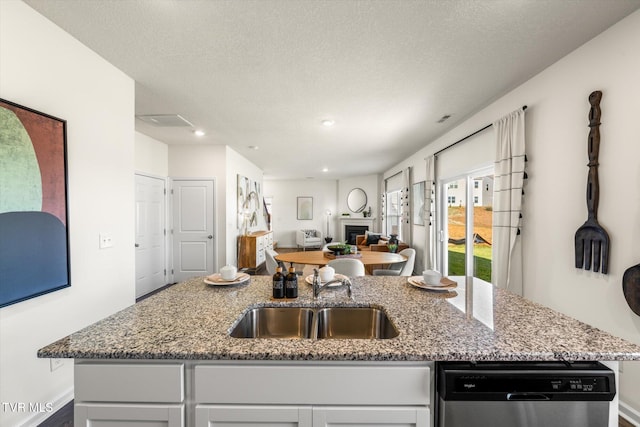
[437,114,452,123]
[136,114,194,127]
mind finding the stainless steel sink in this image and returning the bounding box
[316,307,399,339]
[229,307,314,338]
[230,306,398,339]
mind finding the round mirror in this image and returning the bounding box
[347,188,367,213]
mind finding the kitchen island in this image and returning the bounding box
[38,276,640,426]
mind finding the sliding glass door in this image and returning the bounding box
[440,167,493,282]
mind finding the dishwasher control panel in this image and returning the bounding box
[454,375,609,393]
[438,361,616,401]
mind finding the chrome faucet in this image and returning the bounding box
[313,268,352,299]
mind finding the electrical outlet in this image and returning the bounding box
[50,358,64,372]
[99,233,114,249]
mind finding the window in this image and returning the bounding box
[385,189,401,239]
[441,167,493,282]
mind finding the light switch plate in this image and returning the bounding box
[99,233,114,249]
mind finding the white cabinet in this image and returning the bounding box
[196,405,312,426]
[75,403,184,427]
[74,360,432,427]
[314,406,430,427]
[74,362,185,427]
[195,405,428,427]
[194,362,432,427]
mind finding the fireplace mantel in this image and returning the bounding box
[337,217,376,242]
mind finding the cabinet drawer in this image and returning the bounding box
[195,363,430,405]
[75,403,184,426]
[75,363,184,403]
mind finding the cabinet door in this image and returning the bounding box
[75,403,184,427]
[196,405,312,427]
[313,406,430,427]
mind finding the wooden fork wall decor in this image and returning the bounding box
[574,90,610,274]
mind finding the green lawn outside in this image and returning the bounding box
[447,244,492,282]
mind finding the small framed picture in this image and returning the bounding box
[297,196,313,220]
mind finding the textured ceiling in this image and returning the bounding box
[25,0,640,179]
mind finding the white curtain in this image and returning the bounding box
[400,167,411,244]
[492,108,526,295]
[424,156,436,270]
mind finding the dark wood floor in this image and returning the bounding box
[38,400,72,427]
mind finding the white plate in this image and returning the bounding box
[305,273,348,286]
[407,276,457,292]
[204,272,251,286]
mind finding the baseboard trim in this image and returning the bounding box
[620,400,640,427]
[18,387,73,427]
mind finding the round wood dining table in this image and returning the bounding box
[275,250,406,270]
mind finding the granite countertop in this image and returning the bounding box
[38,275,640,361]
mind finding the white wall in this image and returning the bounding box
[263,179,338,248]
[337,174,380,222]
[135,131,168,177]
[226,146,266,265]
[168,144,226,272]
[385,10,640,412]
[168,145,264,269]
[0,2,135,426]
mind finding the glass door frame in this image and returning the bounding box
[437,165,493,280]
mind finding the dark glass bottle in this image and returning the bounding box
[285,266,298,298]
[272,266,284,299]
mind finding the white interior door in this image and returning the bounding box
[172,179,215,283]
[135,174,167,298]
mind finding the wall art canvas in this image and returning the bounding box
[0,99,70,307]
[237,174,261,232]
[297,196,313,220]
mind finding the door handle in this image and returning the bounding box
[208,235,213,239]
[135,243,139,247]
[506,393,550,401]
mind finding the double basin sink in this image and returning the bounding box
[230,306,399,340]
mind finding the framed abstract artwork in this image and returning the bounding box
[297,196,313,220]
[0,98,70,307]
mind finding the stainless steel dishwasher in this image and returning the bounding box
[436,361,616,427]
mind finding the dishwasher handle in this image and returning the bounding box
[506,392,550,401]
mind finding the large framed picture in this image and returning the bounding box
[297,196,313,220]
[0,98,70,307]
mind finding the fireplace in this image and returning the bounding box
[344,225,369,245]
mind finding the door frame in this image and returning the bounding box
[168,177,217,284]
[134,172,170,296]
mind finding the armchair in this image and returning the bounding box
[296,229,323,251]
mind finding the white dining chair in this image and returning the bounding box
[372,248,416,276]
[328,258,365,277]
[265,249,280,276]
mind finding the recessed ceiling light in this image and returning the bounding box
[321,119,335,127]
[248,145,259,150]
[193,129,205,137]
[322,167,329,172]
